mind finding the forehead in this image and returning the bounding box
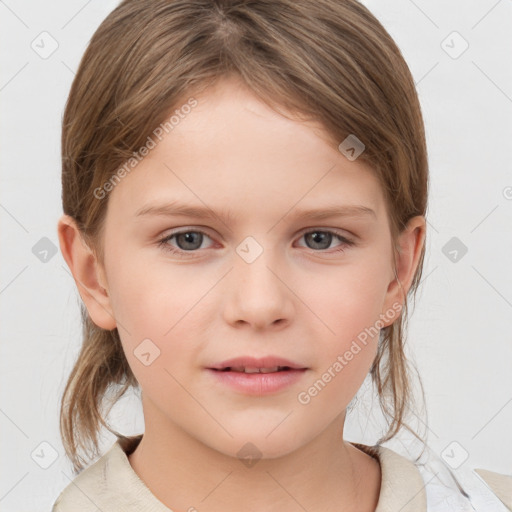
[105,76,386,223]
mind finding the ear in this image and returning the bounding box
[381,215,426,326]
[57,214,117,330]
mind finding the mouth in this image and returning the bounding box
[213,366,296,374]
[206,356,308,395]
[208,355,308,372]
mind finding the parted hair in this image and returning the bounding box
[60,0,429,473]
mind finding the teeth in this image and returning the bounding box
[228,366,281,373]
[259,366,279,373]
[244,367,262,373]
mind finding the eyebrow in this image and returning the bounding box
[134,200,377,223]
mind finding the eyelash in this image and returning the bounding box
[157,228,355,257]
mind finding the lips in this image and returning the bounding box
[209,356,307,373]
[207,356,308,395]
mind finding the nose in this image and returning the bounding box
[223,246,295,331]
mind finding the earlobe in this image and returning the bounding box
[57,214,117,331]
[382,215,426,325]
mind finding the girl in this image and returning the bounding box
[52,0,510,510]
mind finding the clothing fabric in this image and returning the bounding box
[52,434,510,511]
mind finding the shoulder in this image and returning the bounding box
[51,446,113,512]
[352,442,511,512]
[473,469,512,511]
[413,453,512,512]
[352,442,429,511]
[51,435,144,512]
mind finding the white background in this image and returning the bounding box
[0,1,511,510]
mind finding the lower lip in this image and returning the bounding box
[206,368,308,395]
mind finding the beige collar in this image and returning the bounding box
[54,435,428,511]
[352,442,427,512]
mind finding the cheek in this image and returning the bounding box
[105,256,215,381]
[295,274,384,416]
[106,249,210,334]
[303,256,390,338]
[297,257,390,393]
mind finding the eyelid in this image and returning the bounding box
[296,226,354,240]
[160,226,220,242]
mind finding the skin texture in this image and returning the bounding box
[58,75,426,512]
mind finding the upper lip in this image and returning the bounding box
[208,356,308,370]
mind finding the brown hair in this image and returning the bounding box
[60,0,429,473]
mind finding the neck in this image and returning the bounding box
[127,400,380,512]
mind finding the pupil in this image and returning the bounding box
[307,231,331,250]
[178,232,202,250]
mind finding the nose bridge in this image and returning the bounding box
[235,235,283,297]
[224,235,293,328]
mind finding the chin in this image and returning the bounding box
[207,428,309,462]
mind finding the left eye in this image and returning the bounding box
[157,229,354,256]
[297,230,353,251]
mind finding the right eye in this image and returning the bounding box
[157,229,215,256]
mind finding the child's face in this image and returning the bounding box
[92,76,411,457]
